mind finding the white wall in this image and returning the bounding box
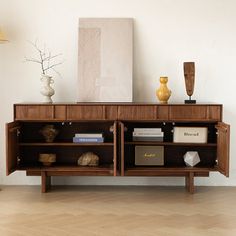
[0,0,235,186]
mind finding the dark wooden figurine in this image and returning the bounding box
[184,62,196,103]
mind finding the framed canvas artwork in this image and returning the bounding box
[78,18,133,102]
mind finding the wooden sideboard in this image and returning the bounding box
[6,103,230,193]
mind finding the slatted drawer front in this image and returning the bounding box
[207,105,222,121]
[169,105,207,120]
[15,105,54,120]
[66,105,104,120]
[118,105,156,120]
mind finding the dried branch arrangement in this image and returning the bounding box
[25,40,63,76]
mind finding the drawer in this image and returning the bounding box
[169,105,207,120]
[105,106,118,120]
[15,105,54,120]
[207,105,222,121]
[118,105,156,120]
[66,105,104,120]
[54,105,66,120]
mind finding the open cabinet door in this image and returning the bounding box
[6,121,21,175]
[216,122,230,177]
[120,122,125,176]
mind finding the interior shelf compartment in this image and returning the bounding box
[19,121,115,143]
[19,142,114,146]
[122,121,218,143]
[123,144,217,170]
[18,145,115,167]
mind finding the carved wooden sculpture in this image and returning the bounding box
[184,62,196,103]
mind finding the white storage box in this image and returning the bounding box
[173,127,208,143]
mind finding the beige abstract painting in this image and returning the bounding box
[78,18,133,102]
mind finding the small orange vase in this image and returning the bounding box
[156,77,171,103]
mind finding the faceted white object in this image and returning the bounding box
[183,151,200,167]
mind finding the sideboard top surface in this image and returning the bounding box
[14,102,222,106]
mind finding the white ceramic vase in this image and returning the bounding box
[40,74,55,103]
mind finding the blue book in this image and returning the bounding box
[73,137,104,143]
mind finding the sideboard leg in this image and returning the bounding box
[41,171,51,193]
[185,172,195,194]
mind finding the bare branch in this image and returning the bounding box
[44,61,64,71]
[25,39,63,76]
[52,67,63,79]
[24,56,42,64]
[24,58,42,64]
[44,53,62,61]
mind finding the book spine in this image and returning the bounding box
[133,137,163,141]
[74,133,103,138]
[73,137,104,143]
[133,128,162,132]
[133,132,164,136]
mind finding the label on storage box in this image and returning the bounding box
[135,146,164,166]
[173,127,208,143]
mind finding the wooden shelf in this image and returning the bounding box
[18,165,115,176]
[124,141,217,147]
[19,142,114,146]
[125,166,217,176]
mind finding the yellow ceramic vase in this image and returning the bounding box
[156,77,171,103]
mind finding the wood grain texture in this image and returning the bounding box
[156,105,169,119]
[1,186,236,236]
[184,62,195,96]
[216,122,230,177]
[169,105,207,120]
[54,105,66,120]
[207,105,222,120]
[118,105,156,120]
[14,104,223,121]
[105,106,118,120]
[67,105,104,120]
[6,122,20,175]
[185,172,195,194]
[15,105,54,120]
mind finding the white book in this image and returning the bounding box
[75,133,103,138]
[133,132,164,137]
[133,128,162,133]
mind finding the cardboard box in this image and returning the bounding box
[135,146,164,166]
[173,127,208,143]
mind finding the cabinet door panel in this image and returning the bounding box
[120,122,125,176]
[67,105,104,120]
[118,105,156,120]
[15,105,54,120]
[6,122,20,175]
[169,105,207,120]
[216,122,230,177]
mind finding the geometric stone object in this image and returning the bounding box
[183,151,200,167]
[78,18,133,102]
[78,152,99,166]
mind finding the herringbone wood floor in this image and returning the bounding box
[0,186,236,236]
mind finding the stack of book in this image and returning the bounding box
[132,128,164,141]
[73,133,104,143]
